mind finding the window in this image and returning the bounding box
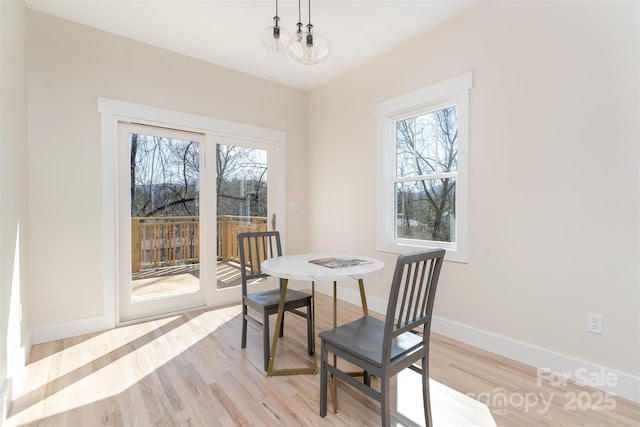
[376,72,472,262]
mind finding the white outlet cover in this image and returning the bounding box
[587,312,604,334]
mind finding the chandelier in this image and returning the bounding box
[261,0,330,65]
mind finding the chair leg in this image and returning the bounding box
[307,299,314,355]
[380,376,390,426]
[319,340,328,417]
[262,311,270,371]
[422,356,432,427]
[241,304,248,349]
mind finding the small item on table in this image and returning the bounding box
[309,257,373,269]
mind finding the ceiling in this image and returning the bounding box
[25,0,479,91]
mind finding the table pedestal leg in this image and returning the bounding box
[330,278,369,412]
[266,278,318,377]
[358,278,368,315]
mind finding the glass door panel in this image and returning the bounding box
[215,143,270,290]
[119,123,205,322]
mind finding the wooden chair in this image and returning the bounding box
[238,231,314,371]
[319,248,445,426]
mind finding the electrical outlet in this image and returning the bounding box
[587,312,604,334]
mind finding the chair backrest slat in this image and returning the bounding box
[417,260,429,319]
[396,263,410,327]
[237,231,282,297]
[383,249,445,358]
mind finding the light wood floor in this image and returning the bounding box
[7,292,639,426]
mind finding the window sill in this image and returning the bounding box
[376,241,468,263]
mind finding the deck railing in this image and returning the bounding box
[131,215,267,272]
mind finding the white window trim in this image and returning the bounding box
[376,72,472,263]
[98,97,287,326]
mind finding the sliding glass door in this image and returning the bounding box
[117,124,280,321]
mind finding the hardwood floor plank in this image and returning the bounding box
[6,292,639,426]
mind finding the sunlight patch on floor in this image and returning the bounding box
[395,368,496,426]
[7,311,231,426]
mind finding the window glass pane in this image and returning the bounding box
[215,144,269,290]
[396,116,435,177]
[395,178,456,243]
[395,106,458,177]
[436,107,458,173]
[216,144,267,218]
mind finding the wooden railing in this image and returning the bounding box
[216,216,268,263]
[131,215,267,272]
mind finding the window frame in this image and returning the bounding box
[376,72,472,263]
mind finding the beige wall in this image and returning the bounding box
[308,1,639,378]
[1,0,30,420]
[27,10,308,327]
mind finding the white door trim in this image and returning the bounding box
[98,97,287,328]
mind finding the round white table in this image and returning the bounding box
[260,254,384,383]
[261,253,384,285]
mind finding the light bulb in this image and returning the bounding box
[260,18,291,57]
[287,29,330,65]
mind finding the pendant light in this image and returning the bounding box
[287,0,330,65]
[260,0,291,56]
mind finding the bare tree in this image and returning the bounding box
[130,134,199,218]
[216,144,267,217]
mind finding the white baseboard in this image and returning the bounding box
[432,316,640,404]
[31,313,114,345]
[315,284,640,404]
